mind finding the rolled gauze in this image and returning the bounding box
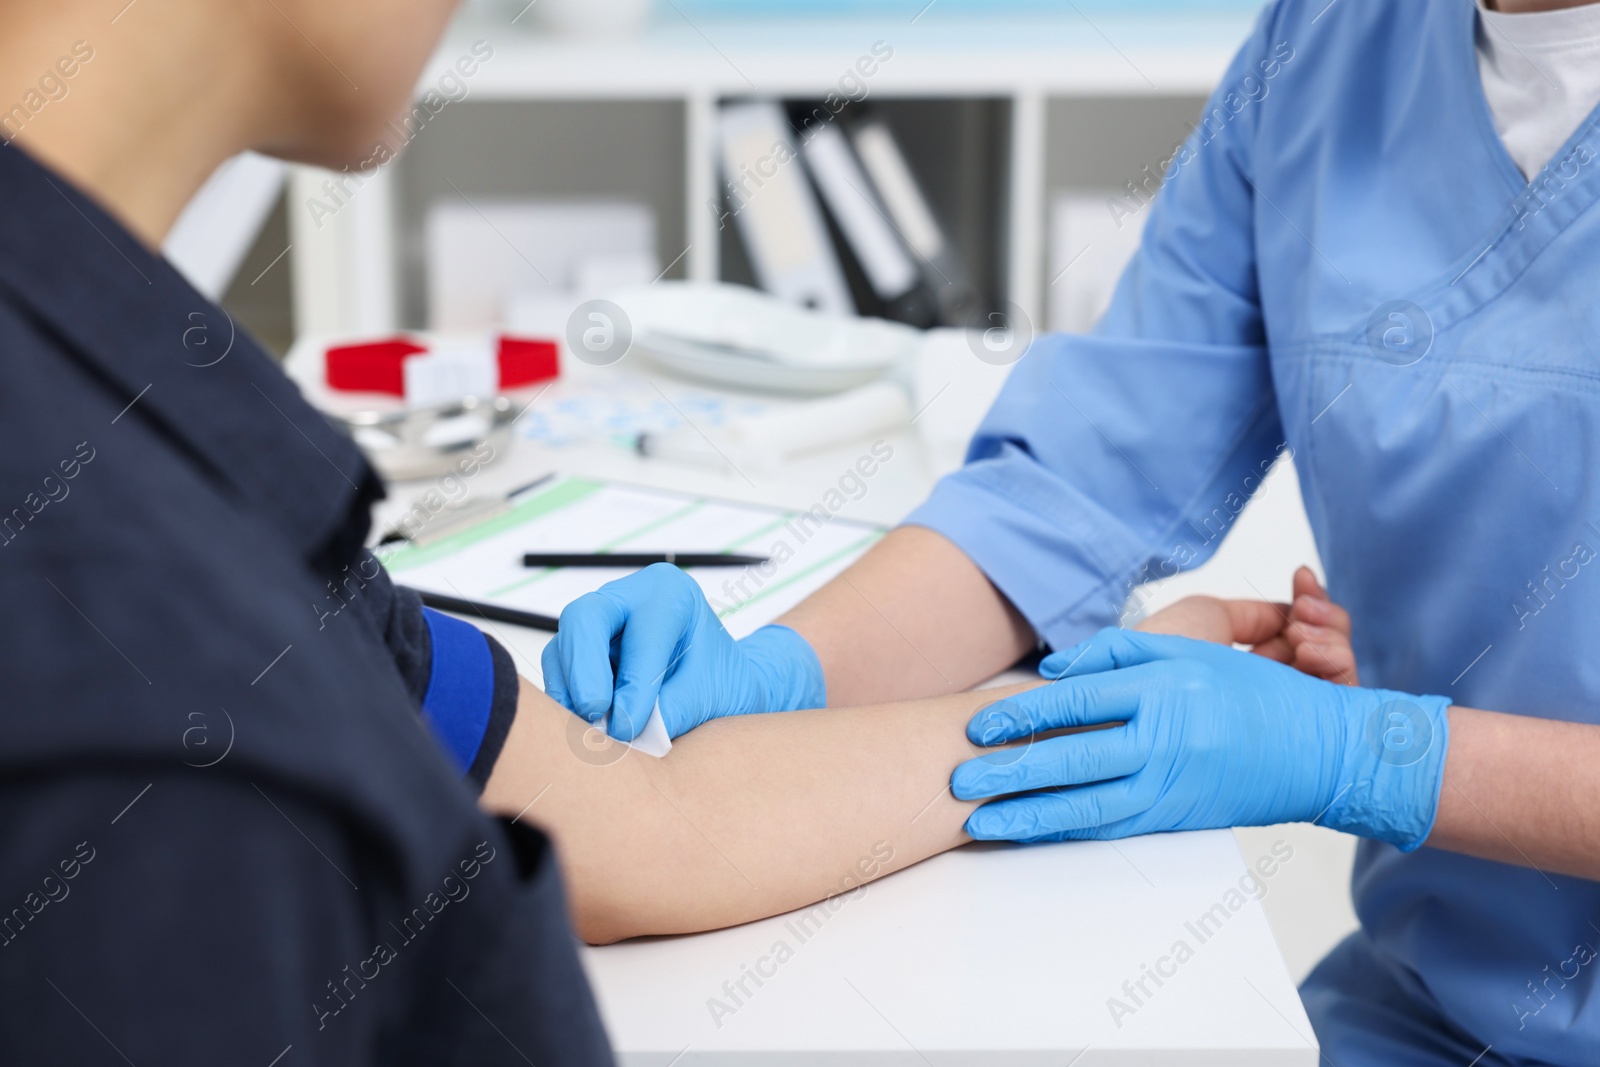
[729,381,910,464]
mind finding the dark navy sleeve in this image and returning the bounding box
[340,551,518,791]
[0,769,613,1066]
[0,771,397,1065]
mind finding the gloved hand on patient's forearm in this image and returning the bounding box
[952,627,1451,848]
[541,563,825,742]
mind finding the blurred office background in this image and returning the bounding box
[166,0,1356,986]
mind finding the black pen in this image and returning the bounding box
[417,592,559,632]
[521,552,769,569]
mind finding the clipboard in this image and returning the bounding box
[382,474,885,642]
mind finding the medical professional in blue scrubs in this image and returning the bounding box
[544,0,1600,1061]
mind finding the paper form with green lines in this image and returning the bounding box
[382,475,885,638]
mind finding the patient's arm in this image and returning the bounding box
[481,677,1039,945]
[481,585,1355,945]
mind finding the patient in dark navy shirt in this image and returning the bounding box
[0,1,610,1063]
[0,145,611,1065]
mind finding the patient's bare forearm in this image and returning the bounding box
[777,526,1036,707]
[481,678,1038,945]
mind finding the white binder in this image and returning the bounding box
[798,121,920,303]
[717,101,853,316]
[850,116,981,325]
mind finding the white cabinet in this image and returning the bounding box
[287,9,1252,337]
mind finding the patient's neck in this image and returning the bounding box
[0,0,269,249]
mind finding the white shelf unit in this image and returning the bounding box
[287,11,1253,338]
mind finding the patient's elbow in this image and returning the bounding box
[565,878,725,945]
[572,906,632,946]
[566,879,652,945]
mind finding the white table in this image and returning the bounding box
[371,362,1319,1064]
[584,830,1316,1066]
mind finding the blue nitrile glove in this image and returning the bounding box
[541,562,825,742]
[952,628,1452,848]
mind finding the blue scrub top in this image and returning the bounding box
[910,0,1600,1060]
